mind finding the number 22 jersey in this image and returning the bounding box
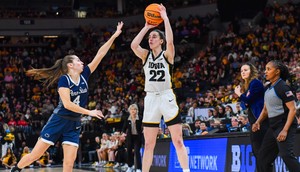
[143,51,173,92]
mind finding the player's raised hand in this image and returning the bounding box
[113,21,124,38]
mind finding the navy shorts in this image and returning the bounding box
[40,114,81,147]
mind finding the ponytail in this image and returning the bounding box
[27,55,74,88]
[269,60,290,81]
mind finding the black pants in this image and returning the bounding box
[115,149,127,164]
[250,120,268,171]
[257,125,300,172]
[126,134,142,169]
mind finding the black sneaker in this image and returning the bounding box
[10,166,22,172]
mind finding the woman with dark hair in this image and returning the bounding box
[252,60,300,172]
[131,4,189,172]
[1,147,17,169]
[11,22,123,172]
[234,63,268,170]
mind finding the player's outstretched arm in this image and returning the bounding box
[88,21,123,73]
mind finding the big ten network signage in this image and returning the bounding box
[150,141,170,172]
[168,138,227,172]
[227,136,255,172]
[227,135,300,172]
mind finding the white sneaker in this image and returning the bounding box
[113,162,119,168]
[126,167,132,172]
[92,162,99,166]
[136,169,142,172]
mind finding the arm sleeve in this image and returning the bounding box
[239,79,264,104]
[82,66,91,79]
[57,75,70,88]
[275,83,296,103]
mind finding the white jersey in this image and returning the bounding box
[143,51,173,92]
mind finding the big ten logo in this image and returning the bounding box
[175,146,190,168]
[231,145,255,172]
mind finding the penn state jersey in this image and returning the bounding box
[53,66,91,118]
[143,51,173,92]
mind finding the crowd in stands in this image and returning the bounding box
[0,0,216,19]
[0,0,299,169]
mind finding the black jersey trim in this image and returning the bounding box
[142,51,151,67]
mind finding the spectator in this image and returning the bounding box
[182,123,193,136]
[199,122,209,135]
[235,102,245,116]
[157,127,168,139]
[113,134,127,169]
[103,134,118,167]
[296,88,300,126]
[91,136,101,166]
[36,151,52,167]
[228,116,240,132]
[238,115,250,132]
[193,119,201,135]
[1,147,17,169]
[97,133,110,166]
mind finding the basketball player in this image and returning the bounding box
[11,21,123,172]
[131,4,190,172]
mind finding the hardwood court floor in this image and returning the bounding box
[0,166,127,172]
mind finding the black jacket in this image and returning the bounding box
[122,115,143,139]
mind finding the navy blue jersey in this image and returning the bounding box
[53,66,91,119]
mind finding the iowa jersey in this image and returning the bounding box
[53,66,91,119]
[143,51,173,92]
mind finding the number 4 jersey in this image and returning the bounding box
[53,66,91,119]
[143,51,173,92]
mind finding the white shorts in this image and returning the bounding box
[143,89,180,127]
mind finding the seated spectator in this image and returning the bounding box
[237,115,250,132]
[20,146,33,168]
[104,134,119,167]
[164,127,171,138]
[92,136,101,166]
[225,105,235,118]
[157,127,168,139]
[36,151,52,167]
[1,147,17,169]
[113,135,127,168]
[182,123,193,136]
[81,138,96,163]
[199,122,209,135]
[20,146,30,159]
[193,119,201,135]
[235,102,245,116]
[187,102,198,120]
[228,116,241,132]
[97,133,110,166]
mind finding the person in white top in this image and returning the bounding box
[131,4,189,172]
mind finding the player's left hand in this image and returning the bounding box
[88,109,104,119]
[113,21,124,38]
[277,130,287,142]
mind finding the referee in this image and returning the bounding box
[252,60,300,172]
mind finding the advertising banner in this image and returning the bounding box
[168,138,228,172]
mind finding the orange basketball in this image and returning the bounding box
[144,3,163,26]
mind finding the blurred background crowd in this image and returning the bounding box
[0,0,299,169]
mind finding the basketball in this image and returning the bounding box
[144,3,163,26]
